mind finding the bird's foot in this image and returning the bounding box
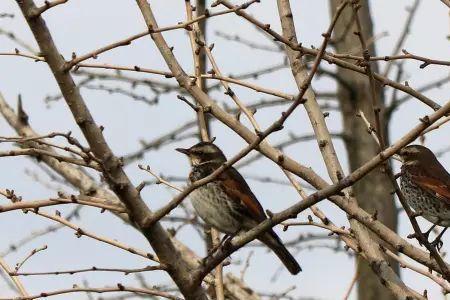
[206,233,236,257]
[429,227,447,252]
[207,243,220,256]
[430,237,444,252]
[222,234,235,249]
[202,234,236,267]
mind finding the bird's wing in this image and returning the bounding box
[218,167,267,222]
[409,167,450,205]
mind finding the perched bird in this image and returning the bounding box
[399,144,450,247]
[176,141,301,275]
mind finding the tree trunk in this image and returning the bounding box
[328,1,399,299]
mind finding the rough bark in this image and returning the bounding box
[15,1,209,299]
[329,1,398,299]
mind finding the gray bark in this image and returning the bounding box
[329,1,399,299]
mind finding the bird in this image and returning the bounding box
[176,141,301,275]
[399,144,450,248]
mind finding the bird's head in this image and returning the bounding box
[398,144,436,165]
[176,141,227,166]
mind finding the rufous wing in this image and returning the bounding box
[410,173,450,206]
[218,167,267,222]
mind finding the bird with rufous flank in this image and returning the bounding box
[399,144,450,249]
[176,141,301,275]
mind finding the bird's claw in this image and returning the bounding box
[430,237,444,252]
[206,233,235,257]
[408,225,439,248]
[222,235,234,249]
[410,225,447,251]
[429,227,447,252]
[207,234,227,255]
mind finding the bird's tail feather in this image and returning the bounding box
[260,230,301,275]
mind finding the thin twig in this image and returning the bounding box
[14,245,47,272]
[342,267,358,300]
[0,257,29,297]
[30,0,69,18]
[11,265,165,277]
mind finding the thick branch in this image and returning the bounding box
[15,1,209,298]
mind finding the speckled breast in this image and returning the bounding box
[400,171,450,226]
[190,181,243,234]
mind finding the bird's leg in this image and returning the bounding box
[202,232,237,266]
[430,227,447,251]
[207,231,238,255]
[207,234,231,255]
[422,223,437,240]
[222,233,237,250]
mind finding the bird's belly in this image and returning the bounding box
[401,175,450,227]
[190,183,242,234]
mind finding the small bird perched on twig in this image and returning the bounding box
[399,144,450,249]
[177,141,301,275]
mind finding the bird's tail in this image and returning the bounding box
[260,230,301,275]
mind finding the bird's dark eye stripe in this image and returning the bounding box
[199,152,219,161]
[190,147,214,154]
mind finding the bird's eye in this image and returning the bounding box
[400,149,410,157]
[190,149,201,155]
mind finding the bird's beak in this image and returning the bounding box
[176,148,190,155]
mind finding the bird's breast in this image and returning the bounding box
[401,171,450,226]
[190,182,242,234]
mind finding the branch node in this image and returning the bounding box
[419,115,430,124]
[370,210,378,221]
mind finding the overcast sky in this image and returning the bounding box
[1,0,450,299]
